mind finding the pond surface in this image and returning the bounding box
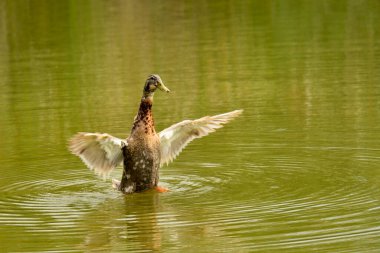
[1,0,380,252]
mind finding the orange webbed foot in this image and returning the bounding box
[155,186,169,193]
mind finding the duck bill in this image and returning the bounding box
[158,82,170,93]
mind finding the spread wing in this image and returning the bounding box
[68,132,125,178]
[159,109,243,166]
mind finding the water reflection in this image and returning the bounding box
[79,193,162,252]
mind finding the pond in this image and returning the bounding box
[0,0,380,252]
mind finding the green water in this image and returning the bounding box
[1,0,380,252]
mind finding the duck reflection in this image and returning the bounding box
[79,191,163,252]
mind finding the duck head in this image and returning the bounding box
[143,74,170,98]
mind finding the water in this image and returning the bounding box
[1,0,380,252]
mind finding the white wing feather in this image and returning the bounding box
[159,110,243,166]
[68,132,125,178]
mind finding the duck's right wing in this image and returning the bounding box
[159,110,243,167]
[68,132,125,178]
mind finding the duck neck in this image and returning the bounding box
[131,96,156,136]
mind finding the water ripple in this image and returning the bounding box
[0,147,379,252]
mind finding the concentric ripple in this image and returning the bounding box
[1,146,380,252]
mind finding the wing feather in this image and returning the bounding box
[159,109,243,166]
[68,132,125,178]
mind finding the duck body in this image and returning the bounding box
[119,97,161,193]
[69,74,243,194]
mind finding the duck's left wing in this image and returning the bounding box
[159,110,243,166]
[69,132,125,178]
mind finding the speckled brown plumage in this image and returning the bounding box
[118,97,161,193]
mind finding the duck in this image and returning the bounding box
[69,74,242,194]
